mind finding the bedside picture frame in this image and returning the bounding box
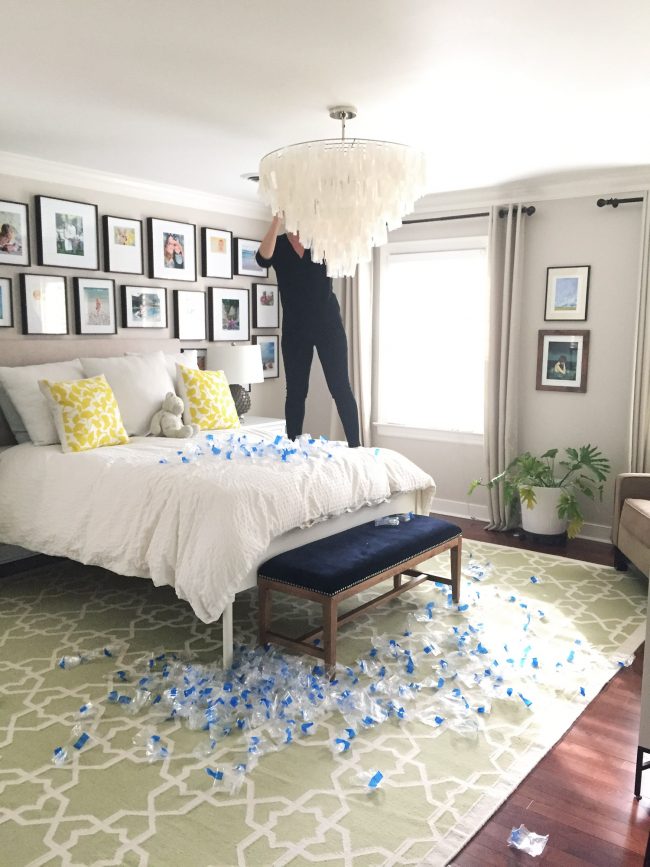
[35,195,99,270]
[208,286,250,341]
[536,330,590,392]
[0,200,30,266]
[234,237,267,277]
[253,334,279,379]
[252,283,279,328]
[103,215,144,274]
[544,266,590,321]
[174,289,207,341]
[0,278,13,326]
[20,274,68,334]
[201,227,233,279]
[122,285,167,329]
[148,217,197,282]
[73,277,117,335]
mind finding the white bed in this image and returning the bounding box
[0,338,435,665]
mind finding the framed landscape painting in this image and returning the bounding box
[536,329,590,392]
[148,217,197,282]
[234,237,267,278]
[122,285,167,329]
[0,200,30,266]
[35,195,99,270]
[209,286,250,341]
[103,215,144,274]
[73,277,116,334]
[544,266,590,321]
[253,334,279,379]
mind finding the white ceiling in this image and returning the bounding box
[5,1,650,208]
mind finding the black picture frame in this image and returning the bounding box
[35,195,99,270]
[201,226,233,279]
[73,277,117,335]
[0,200,30,266]
[103,215,145,275]
[536,329,590,393]
[20,273,68,335]
[253,334,280,379]
[234,237,268,278]
[0,277,13,327]
[173,289,207,341]
[121,285,168,329]
[148,217,197,282]
[252,282,279,328]
[208,286,250,341]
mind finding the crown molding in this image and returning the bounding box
[0,150,269,221]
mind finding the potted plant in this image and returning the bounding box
[468,445,611,540]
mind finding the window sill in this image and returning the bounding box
[374,422,483,445]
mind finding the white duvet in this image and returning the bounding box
[0,432,435,623]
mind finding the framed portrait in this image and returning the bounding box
[181,347,207,370]
[73,277,116,335]
[121,285,167,329]
[252,283,279,328]
[544,266,590,321]
[0,200,30,266]
[173,289,206,341]
[0,278,13,327]
[35,195,99,270]
[202,227,233,279]
[103,215,144,274]
[148,217,197,282]
[253,334,280,379]
[19,274,68,335]
[536,330,590,392]
[208,286,250,341]
[234,237,267,278]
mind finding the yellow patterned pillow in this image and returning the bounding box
[177,365,240,430]
[39,375,129,453]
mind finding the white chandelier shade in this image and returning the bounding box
[258,134,427,278]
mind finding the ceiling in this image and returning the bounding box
[5,1,650,209]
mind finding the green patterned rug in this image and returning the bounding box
[0,541,646,867]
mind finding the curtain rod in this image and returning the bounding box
[597,197,644,208]
[402,206,536,225]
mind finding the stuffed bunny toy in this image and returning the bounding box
[149,392,199,438]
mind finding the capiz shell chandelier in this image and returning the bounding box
[257,106,427,278]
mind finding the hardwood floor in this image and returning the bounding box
[442,515,650,866]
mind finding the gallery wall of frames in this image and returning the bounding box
[0,191,282,380]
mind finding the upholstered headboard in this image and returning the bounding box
[0,337,183,447]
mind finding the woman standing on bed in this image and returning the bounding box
[256,215,360,448]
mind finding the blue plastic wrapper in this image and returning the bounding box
[508,824,548,856]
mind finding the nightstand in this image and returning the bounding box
[240,416,286,438]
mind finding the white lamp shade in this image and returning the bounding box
[206,344,264,385]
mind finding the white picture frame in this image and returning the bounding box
[35,195,99,270]
[121,285,168,329]
[544,265,590,321]
[73,277,117,335]
[202,227,233,279]
[208,286,250,341]
[103,215,144,274]
[20,274,68,334]
[148,217,197,282]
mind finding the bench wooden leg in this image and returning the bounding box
[451,537,461,603]
[258,581,271,645]
[323,597,338,669]
[393,573,402,590]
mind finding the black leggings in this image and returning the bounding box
[282,314,360,447]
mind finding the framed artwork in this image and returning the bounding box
[0,278,13,326]
[202,227,233,279]
[19,274,68,335]
[121,285,167,329]
[0,200,30,266]
[252,283,279,328]
[234,237,267,278]
[174,289,206,341]
[148,217,197,282]
[103,215,144,274]
[35,195,99,270]
[73,277,116,335]
[208,286,250,341]
[536,330,590,393]
[182,347,207,370]
[253,334,280,379]
[544,266,590,321]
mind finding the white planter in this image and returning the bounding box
[520,486,568,536]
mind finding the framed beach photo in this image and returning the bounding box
[544,266,590,321]
[73,277,116,335]
[202,227,233,279]
[252,283,279,328]
[148,217,197,282]
[208,286,250,341]
[174,289,206,341]
[253,334,279,379]
[121,285,167,329]
[0,278,13,327]
[234,237,267,278]
[536,330,590,392]
[103,215,144,274]
[35,195,99,270]
[19,274,68,335]
[0,200,30,266]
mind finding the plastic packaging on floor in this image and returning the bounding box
[508,824,549,856]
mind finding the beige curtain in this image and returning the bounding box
[330,260,373,446]
[631,195,650,472]
[484,204,527,529]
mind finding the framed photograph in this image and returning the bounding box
[73,277,116,335]
[208,286,250,341]
[536,330,590,392]
[0,278,13,327]
[19,274,68,335]
[182,347,207,370]
[202,227,233,279]
[234,237,267,278]
[252,283,279,328]
[0,200,30,266]
[148,217,196,282]
[253,334,280,379]
[174,289,206,341]
[121,285,167,329]
[35,195,99,270]
[103,215,144,274]
[544,266,590,321]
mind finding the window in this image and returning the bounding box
[377,237,488,436]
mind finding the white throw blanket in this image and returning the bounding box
[0,434,436,622]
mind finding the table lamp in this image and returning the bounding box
[206,343,264,419]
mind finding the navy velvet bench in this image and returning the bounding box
[257,514,462,667]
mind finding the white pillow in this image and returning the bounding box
[126,350,199,392]
[80,351,175,436]
[0,383,30,443]
[0,359,85,445]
